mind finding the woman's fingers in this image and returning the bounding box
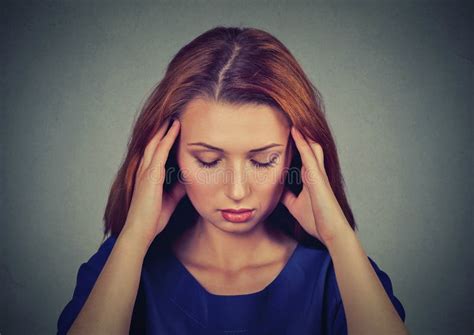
[291,127,312,161]
[292,127,327,172]
[151,119,180,169]
[140,117,173,171]
[306,138,328,179]
[291,126,319,171]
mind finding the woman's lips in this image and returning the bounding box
[221,209,255,223]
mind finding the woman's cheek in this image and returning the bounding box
[263,166,287,199]
[249,170,279,199]
[181,165,221,195]
[258,163,286,186]
[177,154,201,184]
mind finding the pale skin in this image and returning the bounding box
[170,98,299,294]
[285,126,409,334]
[67,98,408,334]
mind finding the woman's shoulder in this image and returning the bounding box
[291,240,334,279]
[294,240,406,322]
[295,239,400,287]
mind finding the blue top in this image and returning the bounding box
[57,235,406,334]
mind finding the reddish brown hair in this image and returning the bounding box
[102,26,357,249]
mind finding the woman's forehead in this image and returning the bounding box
[180,98,290,135]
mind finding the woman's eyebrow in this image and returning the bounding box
[187,142,283,153]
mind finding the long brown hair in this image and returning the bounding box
[102,26,357,249]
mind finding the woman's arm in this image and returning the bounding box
[326,226,408,335]
[281,126,407,334]
[67,118,184,334]
[67,228,150,335]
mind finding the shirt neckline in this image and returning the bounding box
[168,241,302,299]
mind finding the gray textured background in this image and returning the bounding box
[1,0,472,334]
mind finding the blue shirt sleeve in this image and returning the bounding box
[326,256,406,335]
[56,235,117,335]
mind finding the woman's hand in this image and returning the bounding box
[281,127,409,334]
[280,126,352,246]
[122,118,186,246]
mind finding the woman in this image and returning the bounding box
[57,26,407,334]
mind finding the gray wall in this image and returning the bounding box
[1,1,472,334]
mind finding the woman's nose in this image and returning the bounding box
[224,163,250,201]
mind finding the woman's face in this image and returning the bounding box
[176,98,293,234]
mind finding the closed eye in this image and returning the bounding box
[196,156,279,169]
[196,159,220,168]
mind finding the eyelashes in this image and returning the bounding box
[196,155,279,169]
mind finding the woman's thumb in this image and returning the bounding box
[168,181,187,207]
[280,187,296,209]
[159,181,187,228]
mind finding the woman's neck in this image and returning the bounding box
[172,217,295,272]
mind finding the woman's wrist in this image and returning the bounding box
[118,224,154,257]
[323,223,357,253]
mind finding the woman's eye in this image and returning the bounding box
[196,155,279,169]
[196,159,220,169]
[251,155,279,168]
